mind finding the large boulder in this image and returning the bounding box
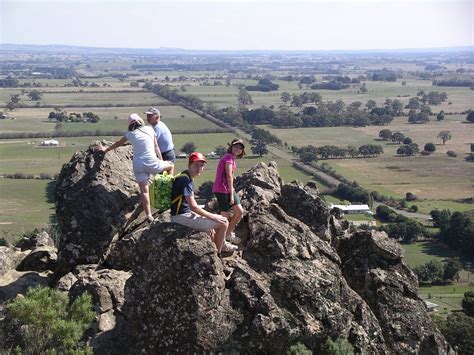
[54,143,141,278]
[123,223,240,354]
[278,181,330,238]
[336,230,450,353]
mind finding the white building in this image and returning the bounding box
[329,203,371,214]
[40,139,59,146]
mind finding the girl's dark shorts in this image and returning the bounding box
[214,191,241,212]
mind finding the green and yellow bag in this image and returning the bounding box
[149,172,187,212]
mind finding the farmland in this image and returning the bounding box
[1,49,473,240]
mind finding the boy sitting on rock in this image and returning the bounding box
[170,152,238,254]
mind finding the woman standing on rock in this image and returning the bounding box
[212,138,245,245]
[95,113,174,222]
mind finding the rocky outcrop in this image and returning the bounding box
[3,146,448,354]
[54,144,142,278]
[337,231,448,354]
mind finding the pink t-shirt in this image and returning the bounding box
[212,153,236,194]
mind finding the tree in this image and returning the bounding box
[251,141,268,157]
[181,141,197,154]
[214,145,226,157]
[437,313,474,355]
[281,92,291,103]
[378,129,392,140]
[6,101,16,111]
[391,131,405,144]
[466,111,474,123]
[300,151,317,164]
[406,192,417,201]
[366,99,377,110]
[403,137,413,145]
[391,99,404,115]
[443,258,462,282]
[437,130,452,145]
[359,84,368,93]
[10,94,21,104]
[424,143,436,152]
[238,90,253,105]
[414,260,444,283]
[27,90,42,101]
[437,110,445,121]
[397,143,419,156]
[462,291,474,316]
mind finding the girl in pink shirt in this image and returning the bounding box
[212,139,245,245]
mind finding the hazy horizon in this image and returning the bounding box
[1,0,473,51]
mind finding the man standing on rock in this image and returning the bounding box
[145,107,176,165]
[170,152,238,254]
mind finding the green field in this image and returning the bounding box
[0,106,220,133]
[0,178,55,241]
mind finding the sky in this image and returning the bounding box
[1,0,473,51]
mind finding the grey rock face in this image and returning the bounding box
[336,230,450,353]
[278,181,330,238]
[54,144,141,278]
[0,246,27,277]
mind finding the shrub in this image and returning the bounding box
[447,150,457,157]
[287,342,312,355]
[4,286,95,354]
[409,205,418,212]
[424,143,436,152]
[0,237,8,246]
[324,338,355,355]
[406,192,417,201]
[465,154,474,162]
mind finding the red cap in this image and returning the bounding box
[188,152,207,164]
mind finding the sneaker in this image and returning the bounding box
[225,232,241,245]
[146,215,154,223]
[222,241,238,252]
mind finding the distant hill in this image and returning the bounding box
[0,43,473,56]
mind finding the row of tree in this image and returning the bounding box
[144,82,205,110]
[298,144,383,162]
[48,110,100,123]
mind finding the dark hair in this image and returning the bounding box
[128,122,141,131]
